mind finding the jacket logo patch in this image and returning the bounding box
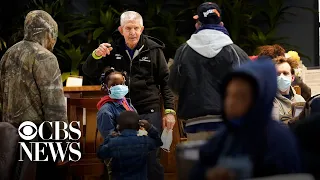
[139,56,150,62]
[115,54,122,60]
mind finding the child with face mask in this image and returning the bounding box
[189,58,301,180]
[97,111,163,180]
[96,68,136,139]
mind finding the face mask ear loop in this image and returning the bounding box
[123,77,126,85]
[107,86,111,95]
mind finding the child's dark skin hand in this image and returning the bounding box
[111,131,119,137]
[139,120,151,130]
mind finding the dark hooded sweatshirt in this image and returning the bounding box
[82,33,174,115]
[189,58,301,179]
[290,113,320,180]
[0,10,67,126]
[168,28,249,130]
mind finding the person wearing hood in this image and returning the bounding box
[96,68,136,139]
[290,113,320,180]
[0,10,66,125]
[272,56,305,123]
[0,10,67,180]
[168,2,250,141]
[83,11,175,180]
[189,58,301,179]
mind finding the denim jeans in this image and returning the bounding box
[140,111,164,180]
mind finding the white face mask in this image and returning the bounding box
[277,75,291,92]
[160,127,173,152]
[137,128,148,136]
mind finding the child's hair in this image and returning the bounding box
[100,67,127,91]
[256,44,286,58]
[117,111,140,131]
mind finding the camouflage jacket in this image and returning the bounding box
[0,40,67,127]
[0,10,66,126]
[0,40,67,126]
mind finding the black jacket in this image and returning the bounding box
[290,114,320,179]
[82,34,174,114]
[168,30,250,120]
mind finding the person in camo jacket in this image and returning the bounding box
[0,10,67,126]
[0,10,67,180]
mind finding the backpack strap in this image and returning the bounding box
[305,94,320,116]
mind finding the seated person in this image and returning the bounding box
[97,111,163,180]
[97,68,135,139]
[272,56,305,123]
[292,76,311,101]
[189,58,301,180]
[285,50,311,100]
[289,94,320,126]
[290,113,320,180]
[254,44,286,59]
[253,46,310,100]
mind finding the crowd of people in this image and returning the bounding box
[0,1,319,180]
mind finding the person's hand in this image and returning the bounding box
[95,43,113,57]
[111,131,119,137]
[162,114,175,130]
[139,120,151,130]
[206,167,235,180]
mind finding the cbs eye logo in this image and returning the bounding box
[18,121,38,140]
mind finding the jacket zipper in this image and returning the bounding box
[125,50,133,101]
[125,49,148,103]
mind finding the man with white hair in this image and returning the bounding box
[82,11,175,180]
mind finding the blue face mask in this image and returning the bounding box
[277,75,291,92]
[109,85,128,99]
